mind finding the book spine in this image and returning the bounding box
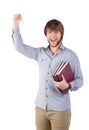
[53,75,59,81]
[53,60,62,75]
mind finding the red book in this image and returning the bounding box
[53,61,74,82]
[53,61,74,94]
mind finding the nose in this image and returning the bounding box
[50,31,56,37]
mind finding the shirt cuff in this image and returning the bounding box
[12,27,19,33]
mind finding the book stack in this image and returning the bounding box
[53,60,74,94]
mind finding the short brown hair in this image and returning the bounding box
[44,19,64,40]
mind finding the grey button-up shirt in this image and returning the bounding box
[12,28,83,111]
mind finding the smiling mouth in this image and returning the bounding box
[50,39,57,42]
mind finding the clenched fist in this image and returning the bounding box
[13,14,22,28]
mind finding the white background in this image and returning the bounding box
[0,0,89,130]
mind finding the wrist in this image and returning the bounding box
[13,22,19,29]
[66,83,71,90]
[62,83,71,94]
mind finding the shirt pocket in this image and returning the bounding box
[40,58,49,66]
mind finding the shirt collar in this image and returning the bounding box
[47,43,65,52]
[60,43,65,50]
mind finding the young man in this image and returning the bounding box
[12,14,83,130]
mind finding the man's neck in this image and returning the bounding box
[49,45,60,55]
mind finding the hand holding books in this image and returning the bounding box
[53,60,74,94]
[53,75,71,94]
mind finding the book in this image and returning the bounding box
[53,61,74,94]
[53,60,74,82]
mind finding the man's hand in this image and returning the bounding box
[13,14,22,28]
[53,75,69,91]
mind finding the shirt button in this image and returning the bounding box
[46,80,48,82]
[47,72,49,75]
[46,95,48,97]
[49,65,51,68]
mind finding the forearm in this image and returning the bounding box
[12,28,24,51]
[69,77,83,91]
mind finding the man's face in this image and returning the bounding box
[46,29,62,47]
